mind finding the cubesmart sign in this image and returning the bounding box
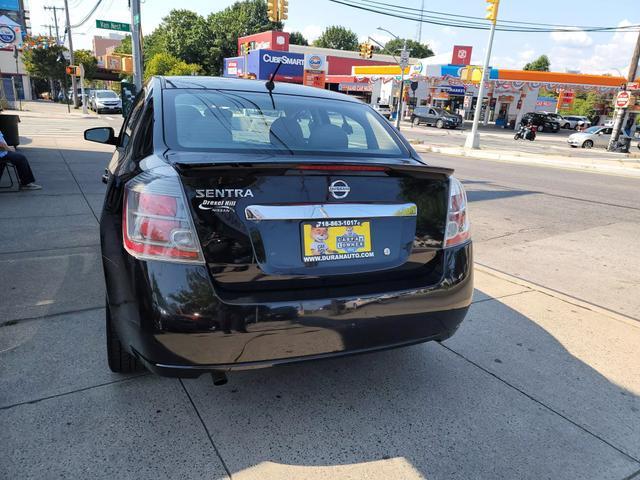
[255,50,305,83]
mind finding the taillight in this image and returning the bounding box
[123,169,204,264]
[444,176,470,248]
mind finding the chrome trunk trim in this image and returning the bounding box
[245,203,417,221]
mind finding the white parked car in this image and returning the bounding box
[90,90,122,114]
[560,115,591,130]
[373,103,392,119]
[567,126,613,149]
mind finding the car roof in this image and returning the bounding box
[156,76,361,103]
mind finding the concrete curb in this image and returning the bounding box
[415,144,640,178]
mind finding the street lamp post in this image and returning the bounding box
[465,0,500,149]
[377,27,410,131]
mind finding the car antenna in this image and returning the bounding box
[265,61,282,109]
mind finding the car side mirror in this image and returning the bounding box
[84,127,117,145]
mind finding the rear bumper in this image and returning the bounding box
[104,242,473,377]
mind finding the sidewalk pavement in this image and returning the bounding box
[1,102,639,479]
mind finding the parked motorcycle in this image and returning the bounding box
[514,124,537,141]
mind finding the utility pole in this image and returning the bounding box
[43,24,54,37]
[43,6,63,45]
[62,0,78,108]
[130,0,143,90]
[607,31,640,152]
[416,0,424,43]
[396,40,409,130]
[465,0,500,150]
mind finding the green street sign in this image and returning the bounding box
[96,20,131,32]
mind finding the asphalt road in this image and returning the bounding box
[404,122,640,159]
[1,102,639,480]
[422,151,640,319]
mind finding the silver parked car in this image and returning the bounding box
[561,115,591,130]
[90,89,122,114]
[567,126,612,149]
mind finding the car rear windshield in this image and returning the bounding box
[163,89,406,157]
[97,91,118,98]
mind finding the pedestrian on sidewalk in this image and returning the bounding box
[0,130,41,190]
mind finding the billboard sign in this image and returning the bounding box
[304,54,327,72]
[0,24,21,48]
[254,50,304,82]
[223,57,245,77]
[452,45,472,66]
[0,0,19,11]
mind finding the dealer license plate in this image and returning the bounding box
[301,219,374,263]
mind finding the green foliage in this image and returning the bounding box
[74,49,98,80]
[114,35,131,55]
[207,0,282,75]
[563,92,598,118]
[289,31,308,46]
[383,38,434,58]
[144,52,202,79]
[156,10,210,66]
[523,54,550,72]
[23,45,67,81]
[313,25,359,51]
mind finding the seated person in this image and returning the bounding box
[0,130,41,190]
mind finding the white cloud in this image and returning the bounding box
[550,28,593,48]
[549,20,637,75]
[364,32,392,48]
[301,25,324,42]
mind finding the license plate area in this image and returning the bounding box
[301,219,373,263]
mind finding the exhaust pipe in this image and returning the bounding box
[210,370,228,386]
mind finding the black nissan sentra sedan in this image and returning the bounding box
[84,76,472,382]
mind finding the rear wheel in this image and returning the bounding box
[436,119,444,129]
[106,301,144,373]
[582,140,594,149]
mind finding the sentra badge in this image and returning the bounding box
[195,189,254,198]
[328,180,350,199]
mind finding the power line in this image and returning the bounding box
[328,0,640,33]
[70,0,103,29]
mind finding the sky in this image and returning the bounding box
[26,0,640,76]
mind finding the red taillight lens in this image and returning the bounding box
[123,171,204,264]
[296,164,388,172]
[444,177,470,248]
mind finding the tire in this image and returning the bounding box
[106,301,144,373]
[582,140,594,149]
[436,119,444,129]
[537,125,544,132]
[563,123,570,129]
[514,133,521,140]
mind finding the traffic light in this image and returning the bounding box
[365,43,373,59]
[267,0,278,22]
[485,0,500,23]
[278,0,288,21]
[66,65,80,76]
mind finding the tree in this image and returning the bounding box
[23,45,67,81]
[144,52,202,79]
[382,38,434,59]
[289,31,308,46]
[74,49,98,80]
[207,0,282,75]
[523,55,550,72]
[313,26,359,51]
[564,92,598,118]
[157,10,210,66]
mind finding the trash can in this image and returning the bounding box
[0,114,20,146]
